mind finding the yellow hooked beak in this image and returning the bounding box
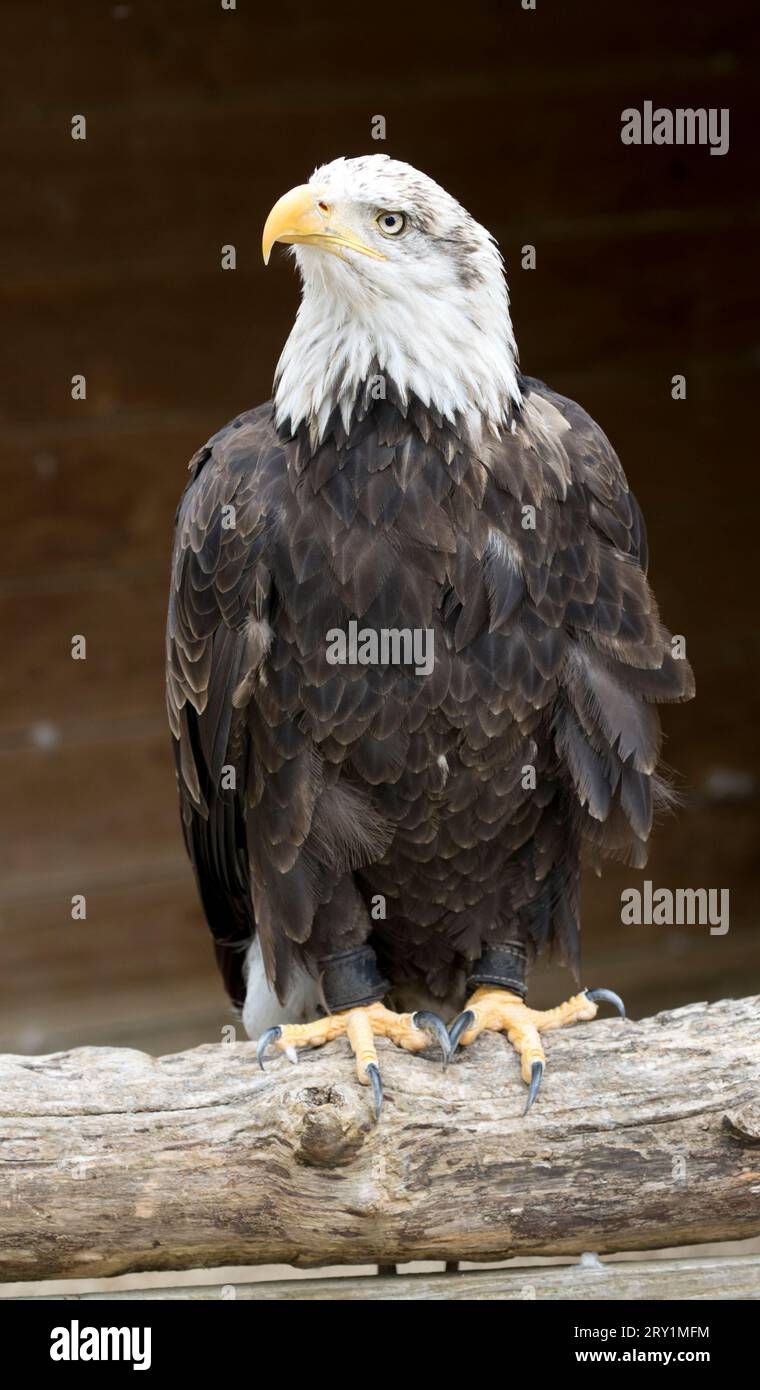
[262,185,387,265]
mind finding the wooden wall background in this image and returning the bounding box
[0,0,757,1058]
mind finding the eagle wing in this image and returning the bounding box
[487,376,693,860]
[166,404,391,1006]
[166,406,286,1004]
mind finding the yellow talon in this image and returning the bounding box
[256,1002,448,1119]
[450,986,614,1112]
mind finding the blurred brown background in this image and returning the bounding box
[1,0,757,1058]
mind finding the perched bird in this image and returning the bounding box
[166,155,694,1115]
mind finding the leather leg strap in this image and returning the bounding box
[466,942,528,1000]
[319,945,389,1012]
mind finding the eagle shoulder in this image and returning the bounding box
[516,376,648,570]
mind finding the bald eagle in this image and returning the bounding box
[166,156,693,1115]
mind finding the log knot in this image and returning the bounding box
[724,1103,760,1144]
[291,1084,369,1167]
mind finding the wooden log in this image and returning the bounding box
[15,1254,760,1301]
[0,996,758,1282]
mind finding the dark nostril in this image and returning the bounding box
[317,200,330,215]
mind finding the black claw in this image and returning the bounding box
[412,1010,452,1066]
[366,1062,383,1120]
[256,1025,282,1070]
[523,1060,544,1115]
[585,987,626,1020]
[446,1009,476,1061]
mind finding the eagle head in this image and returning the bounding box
[263,155,521,444]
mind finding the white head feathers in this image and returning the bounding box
[271,155,521,445]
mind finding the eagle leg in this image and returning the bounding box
[256,1002,450,1121]
[448,986,625,1114]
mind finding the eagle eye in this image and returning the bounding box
[376,211,406,237]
